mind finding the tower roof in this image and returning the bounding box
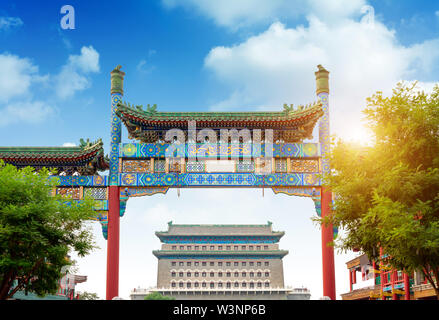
[156,221,284,238]
[115,101,323,143]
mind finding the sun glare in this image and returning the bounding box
[347,126,374,146]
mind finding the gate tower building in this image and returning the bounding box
[145,221,296,300]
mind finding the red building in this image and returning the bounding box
[341,253,437,300]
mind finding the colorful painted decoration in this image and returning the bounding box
[154,160,166,173]
[122,160,151,173]
[275,159,287,173]
[169,159,181,173]
[109,93,122,185]
[56,187,81,199]
[291,159,319,173]
[117,172,321,187]
[186,161,205,172]
[119,143,321,158]
[236,161,255,172]
[84,187,107,200]
[120,187,169,197]
[53,175,108,187]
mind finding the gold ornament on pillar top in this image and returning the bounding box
[111,65,125,95]
[315,64,329,95]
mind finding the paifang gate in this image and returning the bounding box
[0,64,336,300]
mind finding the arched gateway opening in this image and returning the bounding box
[0,64,336,300]
[116,188,326,300]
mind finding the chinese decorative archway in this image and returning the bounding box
[0,64,336,300]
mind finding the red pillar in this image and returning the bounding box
[392,271,397,300]
[106,186,120,300]
[404,273,410,300]
[380,248,385,300]
[321,187,336,300]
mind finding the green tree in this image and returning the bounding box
[144,292,175,300]
[0,162,96,300]
[319,83,439,298]
[77,291,100,300]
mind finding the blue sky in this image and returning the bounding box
[1,0,438,299]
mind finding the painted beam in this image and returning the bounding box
[50,175,108,187]
[119,142,321,158]
[51,172,321,187]
[119,172,321,187]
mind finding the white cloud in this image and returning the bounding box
[136,59,155,74]
[162,0,366,30]
[307,0,367,25]
[0,46,99,126]
[0,53,44,103]
[56,46,100,99]
[67,46,100,74]
[56,66,91,99]
[0,16,23,30]
[0,53,53,126]
[0,100,54,127]
[136,59,149,73]
[62,142,76,147]
[204,16,439,139]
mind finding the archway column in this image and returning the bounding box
[106,186,120,300]
[316,65,336,300]
[321,187,336,299]
[106,66,125,300]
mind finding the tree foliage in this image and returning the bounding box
[319,82,439,297]
[77,291,100,300]
[0,162,96,300]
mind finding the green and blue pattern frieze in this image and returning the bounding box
[119,173,321,187]
[61,200,108,210]
[119,142,321,158]
[50,173,321,187]
[51,175,108,186]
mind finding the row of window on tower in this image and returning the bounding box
[170,245,271,251]
[171,271,270,278]
[171,261,270,267]
[171,281,271,289]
